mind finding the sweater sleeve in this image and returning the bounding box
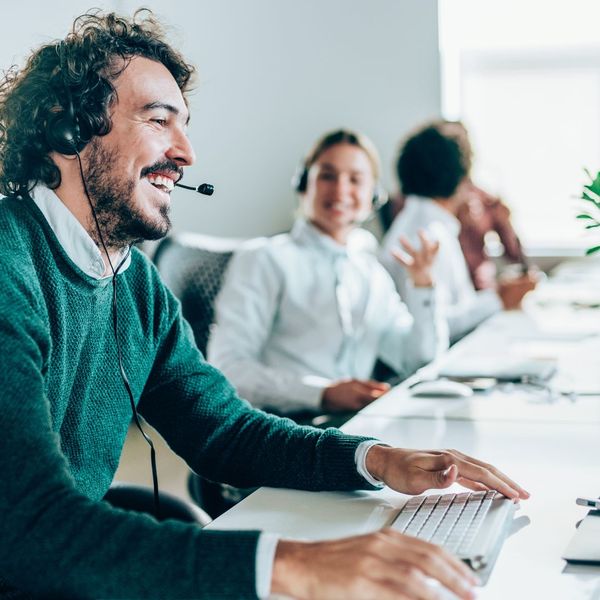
[0,275,261,599]
[138,283,377,492]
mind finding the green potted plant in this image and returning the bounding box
[578,169,600,254]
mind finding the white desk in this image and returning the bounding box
[210,264,600,598]
[359,379,600,424]
[361,302,600,423]
[210,416,600,599]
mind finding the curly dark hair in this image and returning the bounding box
[0,9,195,196]
[396,122,471,199]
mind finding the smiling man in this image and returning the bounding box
[49,50,193,266]
[0,10,529,600]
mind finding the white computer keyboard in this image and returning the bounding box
[390,490,515,571]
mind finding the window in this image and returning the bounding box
[439,0,600,251]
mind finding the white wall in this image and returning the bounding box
[2,1,441,237]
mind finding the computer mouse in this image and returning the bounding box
[409,379,474,398]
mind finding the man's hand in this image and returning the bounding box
[272,530,478,600]
[391,229,439,288]
[322,379,390,412]
[365,447,530,500]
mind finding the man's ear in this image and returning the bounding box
[49,150,78,166]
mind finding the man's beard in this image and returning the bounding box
[83,139,172,249]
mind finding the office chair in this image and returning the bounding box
[153,233,247,356]
[154,233,253,518]
[104,482,211,525]
[153,232,354,518]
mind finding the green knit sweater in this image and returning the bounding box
[0,195,376,599]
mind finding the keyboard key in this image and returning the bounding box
[457,491,496,555]
[389,489,515,579]
[404,495,441,536]
[390,496,426,532]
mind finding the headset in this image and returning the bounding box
[45,45,214,195]
[45,43,216,519]
[291,163,389,211]
[45,87,88,156]
[45,41,91,156]
[45,42,162,517]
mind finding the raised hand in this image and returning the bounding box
[391,229,439,288]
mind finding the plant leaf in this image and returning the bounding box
[585,246,600,255]
[582,191,600,207]
[577,214,594,219]
[588,172,600,195]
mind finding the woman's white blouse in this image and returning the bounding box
[208,219,447,411]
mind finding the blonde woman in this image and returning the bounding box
[209,129,447,414]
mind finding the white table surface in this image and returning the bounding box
[210,416,600,599]
[210,266,600,598]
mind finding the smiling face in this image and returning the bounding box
[301,143,376,244]
[81,56,195,248]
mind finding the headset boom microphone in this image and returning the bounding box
[175,182,214,195]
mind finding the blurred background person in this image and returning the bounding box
[379,120,529,291]
[379,121,537,343]
[208,129,448,416]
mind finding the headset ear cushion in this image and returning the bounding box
[46,110,82,156]
[292,166,309,193]
[372,186,389,211]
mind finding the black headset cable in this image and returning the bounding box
[75,151,161,519]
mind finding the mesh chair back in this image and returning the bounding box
[153,233,245,355]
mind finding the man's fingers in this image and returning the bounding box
[298,531,478,600]
[445,449,529,499]
[430,464,457,490]
[380,531,478,599]
[407,449,528,499]
[456,477,490,493]
[365,560,436,600]
[447,457,519,499]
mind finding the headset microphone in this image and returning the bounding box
[175,182,215,196]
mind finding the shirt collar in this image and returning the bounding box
[409,195,461,237]
[291,218,376,259]
[30,183,131,280]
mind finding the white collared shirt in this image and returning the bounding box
[209,218,446,412]
[30,184,131,279]
[379,196,502,343]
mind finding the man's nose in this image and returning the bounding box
[167,128,196,167]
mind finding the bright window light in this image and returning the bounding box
[439,0,600,251]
